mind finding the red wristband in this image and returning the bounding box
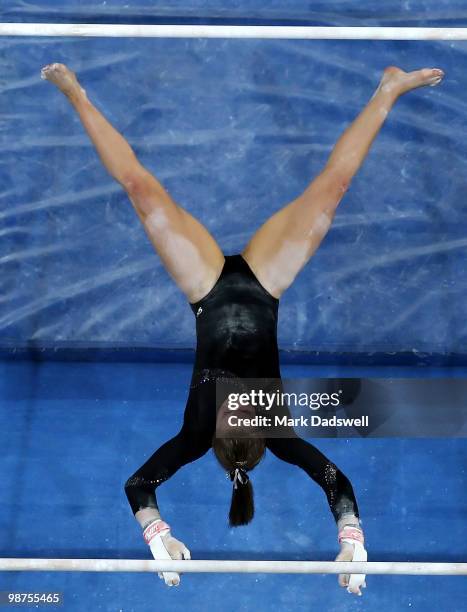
[338,525,364,545]
[143,520,170,544]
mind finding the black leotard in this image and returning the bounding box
[125,255,358,522]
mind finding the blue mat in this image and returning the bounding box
[0,360,465,611]
[1,13,467,361]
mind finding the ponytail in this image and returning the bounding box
[212,436,265,527]
[228,468,254,526]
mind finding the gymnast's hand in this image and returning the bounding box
[335,523,367,596]
[143,519,191,587]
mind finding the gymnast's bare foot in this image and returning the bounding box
[41,63,86,99]
[377,66,444,97]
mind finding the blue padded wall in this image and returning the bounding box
[1,3,467,360]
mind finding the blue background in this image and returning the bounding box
[0,361,466,612]
[2,3,467,359]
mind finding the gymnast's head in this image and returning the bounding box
[212,434,265,527]
[212,379,266,525]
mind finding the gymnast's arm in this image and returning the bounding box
[265,436,359,523]
[124,421,213,517]
[266,436,367,594]
[124,410,213,586]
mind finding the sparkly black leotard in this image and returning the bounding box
[125,255,358,522]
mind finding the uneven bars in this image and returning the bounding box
[0,559,466,575]
[1,24,467,40]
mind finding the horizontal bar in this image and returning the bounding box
[2,24,467,40]
[0,559,466,575]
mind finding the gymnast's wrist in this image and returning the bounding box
[142,519,171,545]
[337,513,361,531]
[338,524,365,547]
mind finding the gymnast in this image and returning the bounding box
[42,62,444,595]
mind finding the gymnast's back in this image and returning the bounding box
[190,254,281,381]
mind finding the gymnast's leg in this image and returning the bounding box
[242,66,444,298]
[41,63,224,304]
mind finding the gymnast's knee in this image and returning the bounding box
[303,168,352,213]
[123,167,168,203]
[319,165,352,197]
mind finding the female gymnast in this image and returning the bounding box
[42,62,444,595]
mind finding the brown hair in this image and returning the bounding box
[212,436,265,526]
